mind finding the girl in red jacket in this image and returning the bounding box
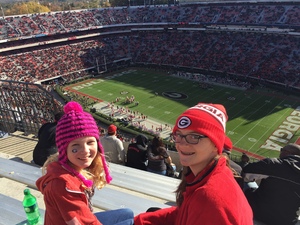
[36,101,134,225]
[134,103,253,225]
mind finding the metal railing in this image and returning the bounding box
[0,80,62,136]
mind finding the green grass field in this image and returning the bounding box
[66,68,300,159]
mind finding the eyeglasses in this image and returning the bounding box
[171,133,207,144]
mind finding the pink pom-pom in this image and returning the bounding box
[106,174,113,184]
[64,101,83,114]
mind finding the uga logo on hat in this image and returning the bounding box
[177,116,191,129]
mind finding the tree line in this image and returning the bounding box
[0,0,171,17]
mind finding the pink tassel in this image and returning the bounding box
[62,163,93,188]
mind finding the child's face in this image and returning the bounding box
[175,129,218,176]
[67,136,98,171]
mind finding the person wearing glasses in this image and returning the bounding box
[242,143,300,225]
[134,103,253,225]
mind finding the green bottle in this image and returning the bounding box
[22,189,40,225]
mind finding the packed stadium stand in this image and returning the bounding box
[0,80,62,136]
[0,2,299,93]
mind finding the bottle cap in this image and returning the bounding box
[24,189,30,195]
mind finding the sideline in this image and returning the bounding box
[232,146,265,160]
[93,101,173,140]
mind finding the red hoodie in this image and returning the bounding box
[134,157,253,225]
[36,162,102,225]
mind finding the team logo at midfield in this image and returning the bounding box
[177,116,191,129]
[162,91,187,100]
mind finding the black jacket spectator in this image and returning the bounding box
[242,144,300,225]
[126,134,149,171]
[33,112,63,166]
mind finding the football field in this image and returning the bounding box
[65,68,300,159]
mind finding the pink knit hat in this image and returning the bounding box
[173,103,228,153]
[56,101,112,186]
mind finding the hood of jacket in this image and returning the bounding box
[36,161,82,194]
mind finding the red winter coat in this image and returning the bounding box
[134,157,253,225]
[36,162,102,225]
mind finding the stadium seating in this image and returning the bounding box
[0,4,299,40]
[0,3,299,90]
[0,156,177,216]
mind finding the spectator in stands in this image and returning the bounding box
[100,124,125,165]
[32,112,64,166]
[126,134,149,171]
[242,143,300,225]
[222,136,258,190]
[36,101,134,225]
[239,153,250,168]
[147,136,175,176]
[134,103,253,225]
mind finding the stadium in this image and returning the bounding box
[1,1,299,158]
[0,1,300,224]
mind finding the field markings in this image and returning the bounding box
[233,97,289,154]
[249,105,294,156]
[65,69,298,159]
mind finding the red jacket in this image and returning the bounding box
[134,157,253,225]
[36,162,102,225]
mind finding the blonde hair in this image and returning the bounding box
[42,151,107,189]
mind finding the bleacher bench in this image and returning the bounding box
[0,157,177,216]
[1,157,299,224]
[109,163,179,203]
[0,193,45,225]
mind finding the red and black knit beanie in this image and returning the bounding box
[173,103,228,153]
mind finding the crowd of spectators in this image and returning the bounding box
[0,3,299,40]
[0,80,63,135]
[0,2,299,90]
[1,29,299,89]
[0,37,128,83]
[131,31,300,87]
